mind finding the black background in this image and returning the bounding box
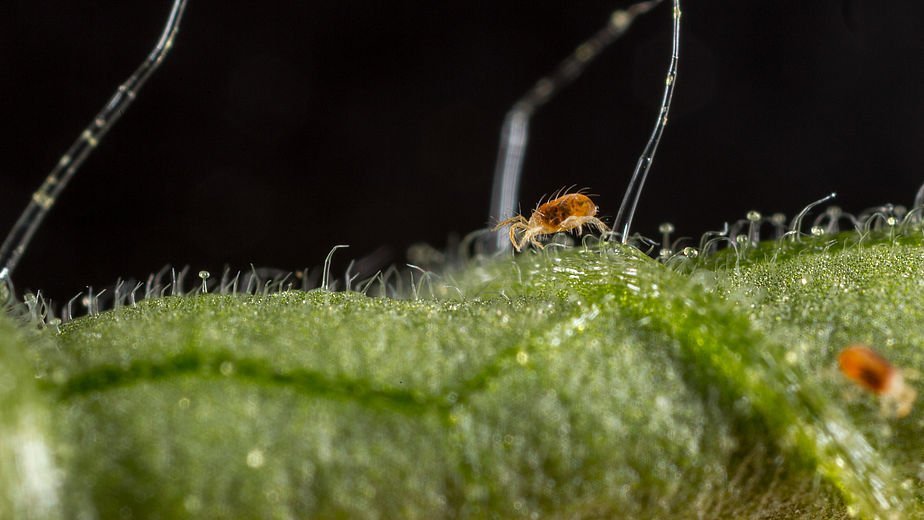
[3,1,922,300]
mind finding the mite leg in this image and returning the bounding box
[527,229,546,250]
[509,224,522,251]
[493,215,527,231]
[559,215,611,235]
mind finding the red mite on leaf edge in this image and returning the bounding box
[838,344,917,418]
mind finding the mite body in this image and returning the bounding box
[494,192,610,252]
[838,344,917,418]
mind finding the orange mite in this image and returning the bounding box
[494,192,610,252]
[838,344,917,418]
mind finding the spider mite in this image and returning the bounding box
[489,0,680,252]
[487,0,673,253]
[838,344,917,418]
[494,190,610,252]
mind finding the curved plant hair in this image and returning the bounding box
[489,0,681,251]
[2,0,681,312]
[0,0,188,305]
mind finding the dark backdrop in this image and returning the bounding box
[3,1,922,300]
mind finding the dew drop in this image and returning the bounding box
[886,216,898,227]
[47,317,62,334]
[746,210,761,222]
[810,225,825,236]
[183,495,202,513]
[682,246,698,258]
[610,10,630,28]
[51,368,68,384]
[246,448,265,468]
[198,270,210,280]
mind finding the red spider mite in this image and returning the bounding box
[838,344,917,418]
[494,190,609,252]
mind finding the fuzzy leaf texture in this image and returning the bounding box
[4,234,924,519]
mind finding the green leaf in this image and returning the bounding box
[9,235,924,518]
[0,318,60,519]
